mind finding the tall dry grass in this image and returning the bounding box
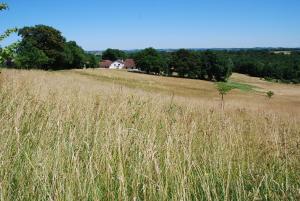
[0,69,299,200]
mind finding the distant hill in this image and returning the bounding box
[87,47,300,55]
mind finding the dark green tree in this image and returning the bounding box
[0,42,19,67]
[201,50,218,80]
[17,25,66,69]
[134,48,167,74]
[225,49,300,83]
[102,48,126,61]
[85,54,99,68]
[15,42,49,69]
[15,25,97,70]
[171,49,202,78]
[213,58,233,82]
[201,51,232,81]
[64,41,86,68]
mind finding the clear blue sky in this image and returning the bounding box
[1,0,300,50]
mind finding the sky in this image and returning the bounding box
[1,0,300,50]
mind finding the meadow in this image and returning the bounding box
[0,68,299,200]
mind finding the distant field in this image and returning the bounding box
[0,68,299,200]
[72,68,300,116]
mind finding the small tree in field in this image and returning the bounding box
[266,91,274,100]
[217,83,233,110]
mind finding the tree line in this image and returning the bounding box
[221,50,300,83]
[101,48,300,83]
[101,48,233,82]
[1,24,299,83]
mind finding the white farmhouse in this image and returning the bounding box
[109,60,125,69]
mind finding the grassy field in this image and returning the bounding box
[0,68,299,200]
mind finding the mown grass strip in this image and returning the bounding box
[216,81,259,92]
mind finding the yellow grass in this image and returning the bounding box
[0,68,299,200]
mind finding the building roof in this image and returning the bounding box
[112,59,125,64]
[124,59,136,69]
[100,60,112,68]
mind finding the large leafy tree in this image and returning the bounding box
[102,48,126,61]
[201,50,218,80]
[0,42,19,67]
[17,25,66,69]
[85,53,99,68]
[15,25,98,70]
[171,49,202,78]
[201,51,232,81]
[212,57,233,82]
[15,41,49,69]
[134,48,167,74]
[64,41,87,68]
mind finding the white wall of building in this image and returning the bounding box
[109,61,125,69]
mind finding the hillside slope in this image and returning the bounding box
[0,69,299,200]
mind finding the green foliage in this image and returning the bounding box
[15,42,49,69]
[85,53,99,68]
[13,25,98,70]
[218,81,257,92]
[217,82,234,96]
[17,25,66,69]
[214,58,233,81]
[0,28,18,42]
[134,48,167,74]
[0,2,8,11]
[225,50,300,83]
[0,2,17,42]
[0,2,18,68]
[102,48,126,61]
[200,51,233,81]
[171,49,202,78]
[0,42,19,66]
[216,82,234,110]
[138,49,233,81]
[64,41,87,68]
[266,91,274,99]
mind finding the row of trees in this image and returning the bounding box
[100,48,233,81]
[133,48,233,81]
[100,47,300,83]
[221,50,300,83]
[1,25,99,70]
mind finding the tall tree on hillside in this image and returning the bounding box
[171,49,202,78]
[15,43,49,69]
[64,41,87,68]
[202,51,233,81]
[213,58,233,82]
[134,48,167,74]
[102,48,127,61]
[14,25,97,70]
[201,50,218,80]
[85,53,99,68]
[17,25,66,69]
